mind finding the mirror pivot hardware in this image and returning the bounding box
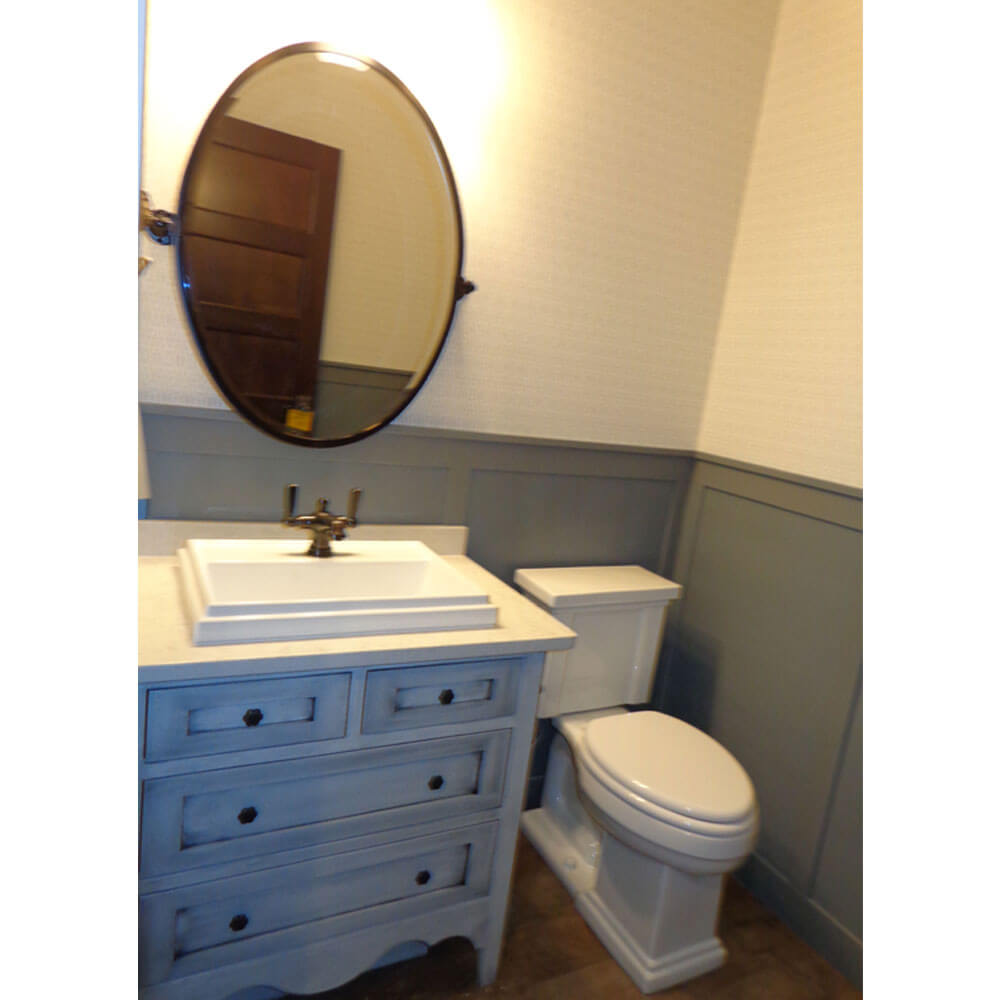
[282,484,362,558]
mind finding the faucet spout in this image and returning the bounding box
[281,485,363,557]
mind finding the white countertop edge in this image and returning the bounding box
[139,554,576,682]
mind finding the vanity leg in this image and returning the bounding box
[475,653,546,988]
[476,943,500,987]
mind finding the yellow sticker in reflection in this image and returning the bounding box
[285,408,314,433]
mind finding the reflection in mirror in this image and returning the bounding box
[177,44,471,447]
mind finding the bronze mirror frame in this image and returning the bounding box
[175,42,474,448]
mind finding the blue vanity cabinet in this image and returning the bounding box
[138,652,545,1000]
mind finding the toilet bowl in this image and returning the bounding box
[514,566,759,994]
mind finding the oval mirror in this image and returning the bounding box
[176,43,471,447]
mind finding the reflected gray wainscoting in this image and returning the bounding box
[139,403,862,988]
[311,361,412,441]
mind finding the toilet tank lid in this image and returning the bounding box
[513,565,681,609]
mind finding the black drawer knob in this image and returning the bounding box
[428,775,444,790]
[415,870,432,886]
[438,689,455,705]
[238,806,258,825]
[243,708,264,727]
[229,914,249,932]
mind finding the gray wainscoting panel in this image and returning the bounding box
[150,450,451,523]
[811,681,862,937]
[140,404,689,585]
[142,407,452,523]
[658,459,862,986]
[466,470,678,584]
[737,852,862,989]
[667,486,861,888]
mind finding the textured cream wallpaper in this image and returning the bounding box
[696,0,862,488]
[139,0,779,449]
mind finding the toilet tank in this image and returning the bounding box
[513,566,682,718]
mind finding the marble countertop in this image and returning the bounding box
[138,548,576,684]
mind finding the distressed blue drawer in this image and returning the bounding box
[144,673,351,761]
[140,729,510,876]
[362,658,519,734]
[139,821,497,987]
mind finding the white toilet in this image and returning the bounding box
[515,565,758,994]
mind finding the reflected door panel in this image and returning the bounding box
[181,113,341,433]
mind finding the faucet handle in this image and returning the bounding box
[346,488,362,524]
[283,483,298,521]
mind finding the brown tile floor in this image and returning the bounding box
[294,837,861,999]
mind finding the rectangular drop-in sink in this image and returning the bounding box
[178,539,498,645]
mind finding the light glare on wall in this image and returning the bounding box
[144,1,506,199]
[342,1,506,189]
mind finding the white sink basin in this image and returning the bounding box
[178,538,497,645]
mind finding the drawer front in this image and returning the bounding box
[139,821,497,987]
[140,730,510,876]
[144,673,351,761]
[362,658,519,735]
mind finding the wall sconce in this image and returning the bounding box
[139,190,175,273]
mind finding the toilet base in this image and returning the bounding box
[577,888,725,994]
[521,806,598,898]
[521,806,728,994]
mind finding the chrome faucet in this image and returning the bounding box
[281,484,362,558]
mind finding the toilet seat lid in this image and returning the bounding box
[582,712,755,824]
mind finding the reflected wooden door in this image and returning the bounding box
[180,113,341,432]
